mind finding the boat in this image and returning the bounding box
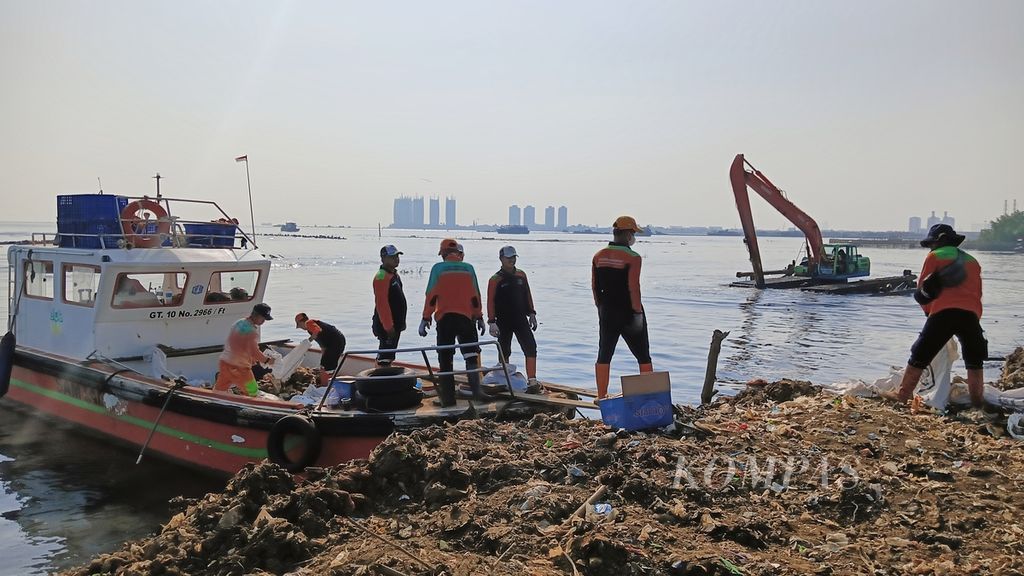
[280,222,299,232]
[1,191,589,477]
[496,224,529,234]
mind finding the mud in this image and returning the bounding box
[61,381,1024,576]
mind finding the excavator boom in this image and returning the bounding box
[730,154,825,286]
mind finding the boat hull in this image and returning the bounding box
[3,349,390,477]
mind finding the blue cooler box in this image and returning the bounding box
[599,371,673,430]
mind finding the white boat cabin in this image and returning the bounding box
[9,245,271,363]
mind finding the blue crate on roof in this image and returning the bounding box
[56,194,129,248]
[184,223,237,247]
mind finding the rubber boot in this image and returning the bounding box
[966,369,985,409]
[466,355,484,401]
[639,362,653,373]
[596,363,610,400]
[435,375,457,407]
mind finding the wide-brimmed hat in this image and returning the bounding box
[613,215,642,232]
[920,223,965,248]
[252,303,273,320]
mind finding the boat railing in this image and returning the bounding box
[46,195,257,250]
[122,195,258,250]
[314,339,517,412]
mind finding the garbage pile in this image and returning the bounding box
[61,385,1023,576]
[997,346,1024,391]
[258,367,320,399]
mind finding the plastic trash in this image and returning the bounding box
[593,503,613,515]
[271,340,311,382]
[1008,413,1024,440]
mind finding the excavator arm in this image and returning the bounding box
[730,154,825,286]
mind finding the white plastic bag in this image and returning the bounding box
[271,340,311,382]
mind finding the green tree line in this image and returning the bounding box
[977,211,1024,246]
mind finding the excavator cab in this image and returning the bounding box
[795,244,870,280]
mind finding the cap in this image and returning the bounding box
[252,303,273,320]
[613,215,642,232]
[920,223,965,248]
[438,238,464,255]
[380,244,403,257]
[499,245,518,258]
[294,312,308,328]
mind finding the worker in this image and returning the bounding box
[881,224,987,407]
[419,238,485,406]
[214,303,274,396]
[592,216,653,399]
[486,245,540,391]
[372,244,408,366]
[295,313,347,387]
[836,248,848,274]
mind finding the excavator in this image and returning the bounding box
[730,154,871,289]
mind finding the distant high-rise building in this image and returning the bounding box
[908,216,922,234]
[445,196,457,228]
[941,211,955,228]
[508,204,521,226]
[429,197,440,227]
[523,205,536,229]
[926,211,940,229]
[544,206,555,230]
[392,196,415,228]
[412,197,425,228]
[557,206,568,230]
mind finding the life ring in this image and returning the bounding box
[266,414,322,473]
[120,199,171,248]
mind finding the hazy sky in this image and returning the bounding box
[2,1,1021,231]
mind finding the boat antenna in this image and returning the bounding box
[235,155,257,242]
[97,177,104,194]
[152,173,163,200]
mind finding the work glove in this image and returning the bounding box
[628,312,645,334]
[477,317,486,336]
[528,314,538,331]
[488,322,500,338]
[418,318,431,337]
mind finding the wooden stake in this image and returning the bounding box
[701,330,730,405]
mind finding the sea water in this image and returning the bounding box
[1,223,1021,574]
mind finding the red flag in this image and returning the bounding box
[235,155,247,162]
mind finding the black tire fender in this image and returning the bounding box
[355,366,418,396]
[267,414,322,473]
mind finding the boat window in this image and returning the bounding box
[23,260,55,300]
[111,272,189,309]
[63,264,101,307]
[204,270,260,303]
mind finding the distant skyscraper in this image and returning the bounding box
[941,211,955,228]
[412,197,425,228]
[544,206,554,230]
[508,204,521,226]
[557,206,567,230]
[523,205,536,229]
[429,197,440,227]
[908,216,922,234]
[445,196,457,228]
[392,196,416,228]
[926,211,940,228]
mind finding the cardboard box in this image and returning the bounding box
[599,371,673,430]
